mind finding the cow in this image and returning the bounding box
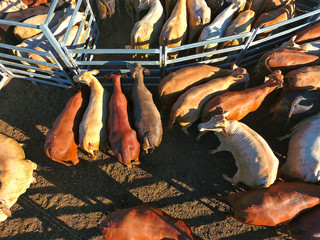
[159,0,188,59]
[295,21,320,44]
[44,87,90,166]
[201,70,283,123]
[130,0,165,54]
[186,0,211,43]
[219,9,255,49]
[196,0,245,56]
[253,3,295,40]
[284,205,320,240]
[205,0,225,19]
[128,63,163,154]
[13,9,66,42]
[105,72,140,167]
[198,113,279,188]
[0,0,47,14]
[225,181,320,226]
[96,0,116,19]
[284,65,320,91]
[258,0,294,16]
[73,70,110,159]
[169,67,249,135]
[158,64,234,109]
[0,133,38,221]
[99,205,195,240]
[13,10,85,70]
[253,48,320,83]
[125,0,141,23]
[278,111,320,182]
[280,36,320,56]
[28,22,90,71]
[270,90,320,128]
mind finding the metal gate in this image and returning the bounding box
[0,0,98,89]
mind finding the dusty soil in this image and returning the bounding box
[0,3,300,240]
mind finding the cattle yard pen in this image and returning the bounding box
[0,0,320,88]
[0,0,98,89]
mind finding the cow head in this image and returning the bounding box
[127,62,150,79]
[198,111,230,136]
[264,70,284,89]
[73,70,99,85]
[0,200,11,221]
[138,0,152,11]
[231,67,250,87]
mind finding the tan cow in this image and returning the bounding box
[13,9,67,42]
[0,133,38,221]
[158,64,234,108]
[198,114,279,188]
[159,0,187,59]
[196,0,245,56]
[220,10,255,49]
[130,0,165,53]
[169,67,249,134]
[73,70,110,159]
[28,22,89,71]
[186,0,211,43]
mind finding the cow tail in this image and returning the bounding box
[168,108,178,129]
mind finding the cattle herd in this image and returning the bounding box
[1,0,320,239]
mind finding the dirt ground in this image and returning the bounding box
[0,3,301,240]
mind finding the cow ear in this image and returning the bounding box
[231,63,238,70]
[143,68,150,76]
[0,201,11,217]
[90,70,99,75]
[222,111,230,118]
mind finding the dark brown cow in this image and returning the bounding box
[99,205,195,240]
[201,70,283,122]
[226,181,320,226]
[44,86,89,166]
[128,63,163,154]
[105,73,140,168]
[285,205,320,240]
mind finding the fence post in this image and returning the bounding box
[235,28,260,66]
[0,63,13,89]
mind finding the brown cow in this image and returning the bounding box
[284,65,320,91]
[253,3,295,40]
[99,205,195,240]
[0,0,47,14]
[158,64,234,108]
[44,87,89,166]
[105,73,140,167]
[159,0,188,59]
[128,63,163,154]
[0,133,38,221]
[253,48,320,82]
[201,70,283,123]
[169,67,249,134]
[225,181,320,226]
[220,9,255,49]
[284,205,320,240]
[258,0,294,15]
[295,21,320,44]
